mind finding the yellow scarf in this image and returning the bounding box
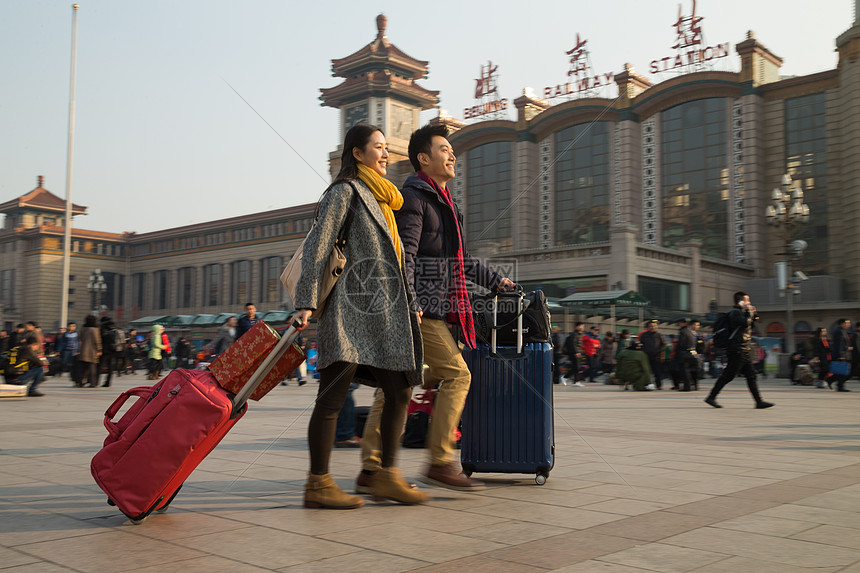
[356,163,403,266]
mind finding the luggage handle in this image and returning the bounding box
[491,288,523,355]
[103,385,155,440]
[231,319,303,414]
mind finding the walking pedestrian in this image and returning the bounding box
[355,124,515,495]
[639,320,667,389]
[78,315,102,388]
[292,123,430,508]
[705,292,774,408]
[830,318,854,392]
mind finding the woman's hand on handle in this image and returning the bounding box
[292,309,313,330]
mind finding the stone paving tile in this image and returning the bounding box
[0,563,79,572]
[0,545,42,568]
[680,555,842,572]
[409,554,548,573]
[549,562,653,572]
[276,550,429,572]
[132,555,273,572]
[585,511,718,542]
[456,520,574,545]
[572,484,710,506]
[664,495,781,520]
[166,525,360,569]
[754,503,860,529]
[708,513,818,537]
[315,523,507,564]
[14,529,208,572]
[790,524,860,548]
[465,499,626,530]
[594,542,729,572]
[480,531,640,570]
[660,526,860,568]
[727,483,827,503]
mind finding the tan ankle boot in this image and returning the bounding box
[304,473,363,509]
[372,467,431,505]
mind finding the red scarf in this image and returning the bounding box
[416,171,476,348]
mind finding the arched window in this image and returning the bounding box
[766,322,785,337]
[260,256,283,304]
[231,260,250,305]
[203,264,221,308]
[177,267,196,309]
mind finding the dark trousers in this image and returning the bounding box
[567,355,581,380]
[552,354,564,384]
[335,383,359,441]
[646,354,663,388]
[674,352,697,391]
[100,352,116,386]
[708,350,765,404]
[309,362,411,475]
[76,361,98,387]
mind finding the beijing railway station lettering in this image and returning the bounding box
[650,43,730,73]
[543,34,614,100]
[650,0,730,74]
[544,73,614,99]
[465,60,508,120]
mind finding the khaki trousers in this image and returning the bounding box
[361,318,472,469]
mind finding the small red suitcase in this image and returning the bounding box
[91,323,299,523]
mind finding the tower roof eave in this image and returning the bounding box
[330,40,430,80]
[0,186,87,215]
[320,73,440,110]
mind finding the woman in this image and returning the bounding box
[78,314,102,388]
[292,124,428,509]
[147,324,165,380]
[598,331,617,377]
[811,327,832,388]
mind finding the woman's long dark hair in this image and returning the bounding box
[313,123,383,218]
[84,314,97,328]
[332,123,383,187]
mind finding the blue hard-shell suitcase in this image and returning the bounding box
[460,292,555,484]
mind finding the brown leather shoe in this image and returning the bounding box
[356,470,419,495]
[419,462,486,491]
[334,436,361,448]
[372,467,431,505]
[304,473,363,509]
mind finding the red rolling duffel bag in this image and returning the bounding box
[91,321,300,524]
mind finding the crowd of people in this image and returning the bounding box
[554,292,857,405]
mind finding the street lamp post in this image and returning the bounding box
[765,173,810,354]
[87,269,107,316]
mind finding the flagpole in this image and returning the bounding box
[60,4,79,330]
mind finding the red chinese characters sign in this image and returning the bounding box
[650,0,729,73]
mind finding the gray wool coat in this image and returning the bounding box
[294,179,423,387]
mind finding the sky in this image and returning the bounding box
[1,0,852,234]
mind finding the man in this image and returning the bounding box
[563,322,585,386]
[7,334,46,397]
[357,124,514,493]
[705,292,774,408]
[236,302,259,339]
[673,318,697,392]
[639,320,667,389]
[55,322,80,377]
[830,318,854,392]
[551,325,564,385]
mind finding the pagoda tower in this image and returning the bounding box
[320,14,440,184]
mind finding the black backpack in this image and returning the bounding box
[712,312,739,349]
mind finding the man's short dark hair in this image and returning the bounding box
[838,318,849,325]
[734,291,748,304]
[408,124,450,172]
[67,322,76,327]
[245,302,255,308]
[575,322,584,328]
[27,321,38,327]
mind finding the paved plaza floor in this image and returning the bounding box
[1,371,859,572]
